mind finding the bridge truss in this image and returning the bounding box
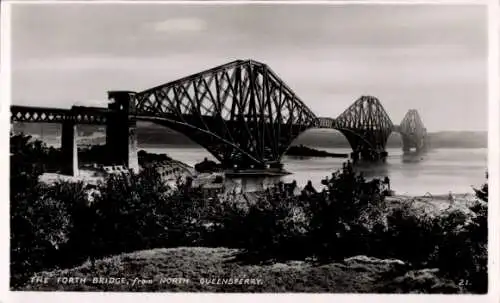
[398,109,427,151]
[11,59,429,169]
[133,59,318,169]
[334,96,394,159]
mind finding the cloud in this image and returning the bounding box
[147,18,207,34]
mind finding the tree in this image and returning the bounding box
[473,171,488,202]
[10,133,72,288]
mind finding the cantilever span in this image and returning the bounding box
[397,109,428,152]
[10,59,428,175]
[130,59,319,168]
[316,103,427,158]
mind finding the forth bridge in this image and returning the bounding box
[10,59,428,176]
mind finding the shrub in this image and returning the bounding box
[307,162,388,261]
[213,161,389,262]
[381,205,441,266]
[10,133,46,197]
[10,143,89,288]
[88,168,173,256]
[380,179,488,294]
[10,134,195,286]
[431,200,487,293]
[85,169,223,258]
[214,190,311,262]
[10,133,58,288]
[10,131,488,294]
[10,187,72,288]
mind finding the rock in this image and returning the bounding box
[194,158,220,173]
[344,255,405,267]
[343,255,407,273]
[384,268,460,294]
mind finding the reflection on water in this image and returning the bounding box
[143,146,487,196]
[401,152,425,163]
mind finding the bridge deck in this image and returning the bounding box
[11,105,109,124]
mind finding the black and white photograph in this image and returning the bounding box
[3,0,497,298]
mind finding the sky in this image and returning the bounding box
[11,3,488,131]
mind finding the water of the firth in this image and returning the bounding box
[142,146,487,196]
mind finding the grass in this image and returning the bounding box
[22,247,410,293]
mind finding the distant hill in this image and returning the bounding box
[426,131,487,149]
[293,129,487,149]
[11,122,487,149]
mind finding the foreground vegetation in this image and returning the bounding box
[10,133,488,293]
[24,247,460,293]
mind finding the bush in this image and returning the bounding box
[379,180,488,293]
[213,161,388,262]
[10,163,89,287]
[211,162,488,293]
[382,205,441,266]
[10,133,60,288]
[9,133,217,287]
[214,190,311,262]
[10,188,72,288]
[87,168,177,256]
[61,169,221,261]
[431,200,487,293]
[10,132,488,294]
[10,133,46,197]
[307,162,388,261]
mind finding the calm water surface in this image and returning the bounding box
[142,146,487,196]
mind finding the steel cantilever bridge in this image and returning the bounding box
[11,59,428,176]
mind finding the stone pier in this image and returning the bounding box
[106,91,139,173]
[402,136,412,152]
[61,120,78,176]
[402,135,426,153]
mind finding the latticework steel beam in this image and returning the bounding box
[11,106,72,123]
[335,96,394,154]
[10,105,108,124]
[133,59,318,169]
[11,60,430,166]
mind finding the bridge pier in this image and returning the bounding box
[350,148,387,164]
[61,120,78,176]
[402,135,426,153]
[106,91,139,173]
[402,136,413,152]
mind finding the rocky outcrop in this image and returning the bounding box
[342,255,407,276]
[381,268,461,294]
[194,158,221,173]
[286,145,348,158]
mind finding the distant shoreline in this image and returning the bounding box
[12,125,487,150]
[138,144,487,150]
[14,134,488,150]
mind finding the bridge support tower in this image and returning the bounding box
[106,91,139,173]
[61,120,78,176]
[402,136,413,152]
[350,149,388,163]
[402,136,426,153]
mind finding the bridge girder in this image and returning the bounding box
[334,96,394,155]
[133,59,318,168]
[11,59,430,168]
[10,105,108,125]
